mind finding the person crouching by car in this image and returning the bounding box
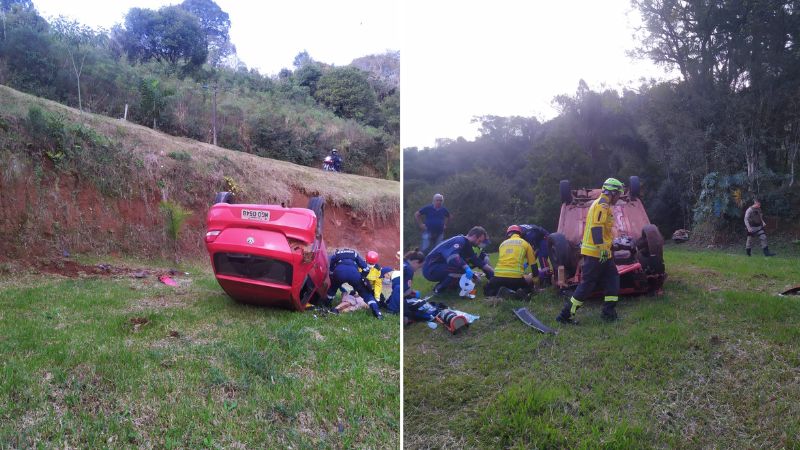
[326,248,383,319]
[484,225,537,299]
[422,226,494,295]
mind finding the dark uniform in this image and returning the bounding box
[422,235,483,293]
[327,248,382,318]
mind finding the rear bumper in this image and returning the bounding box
[215,274,302,310]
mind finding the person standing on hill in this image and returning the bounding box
[556,178,624,324]
[415,193,450,254]
[745,200,775,257]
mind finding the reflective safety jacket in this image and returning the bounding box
[580,193,615,258]
[364,265,382,300]
[494,234,536,278]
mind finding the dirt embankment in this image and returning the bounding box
[0,86,399,268]
[3,169,399,267]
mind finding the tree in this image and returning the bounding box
[51,17,98,112]
[139,77,174,129]
[117,6,208,68]
[314,66,378,123]
[179,0,232,66]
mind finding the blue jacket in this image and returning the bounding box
[329,248,368,272]
[424,235,482,268]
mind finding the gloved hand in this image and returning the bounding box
[538,268,549,283]
[414,290,421,298]
[464,266,474,279]
[599,249,610,263]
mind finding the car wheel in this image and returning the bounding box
[640,254,665,274]
[629,176,641,199]
[307,196,325,239]
[214,191,234,204]
[547,232,574,277]
[560,180,572,204]
[641,224,664,258]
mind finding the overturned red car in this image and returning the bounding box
[205,192,330,310]
[547,176,666,296]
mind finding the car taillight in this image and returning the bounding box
[289,240,314,263]
[205,230,221,243]
[302,248,314,264]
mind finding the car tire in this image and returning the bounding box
[307,196,325,238]
[629,176,641,199]
[639,254,665,274]
[641,224,664,258]
[560,180,572,204]
[214,191,234,204]
[547,232,574,276]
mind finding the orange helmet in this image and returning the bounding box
[506,225,522,237]
[366,251,379,264]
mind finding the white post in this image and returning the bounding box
[123,104,128,121]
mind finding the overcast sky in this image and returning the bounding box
[32,0,400,75]
[400,0,677,149]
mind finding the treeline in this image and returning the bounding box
[0,0,399,179]
[405,0,800,248]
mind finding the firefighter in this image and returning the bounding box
[422,226,493,295]
[484,225,537,298]
[744,200,775,257]
[556,178,624,323]
[326,248,383,319]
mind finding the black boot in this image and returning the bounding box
[746,248,751,257]
[556,297,581,324]
[601,301,618,321]
[763,246,776,257]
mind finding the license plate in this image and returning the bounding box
[241,209,270,221]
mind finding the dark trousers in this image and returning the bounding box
[327,264,374,302]
[484,276,530,296]
[572,256,619,302]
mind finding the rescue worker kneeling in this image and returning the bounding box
[326,248,383,319]
[484,225,537,299]
[556,178,624,323]
[422,226,494,295]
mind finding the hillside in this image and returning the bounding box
[0,85,399,263]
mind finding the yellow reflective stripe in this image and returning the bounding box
[570,297,583,315]
[604,296,618,302]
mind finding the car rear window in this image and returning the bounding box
[214,253,293,285]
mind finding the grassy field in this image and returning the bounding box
[0,258,399,448]
[404,245,800,449]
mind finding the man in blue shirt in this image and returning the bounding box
[422,226,494,294]
[415,193,450,254]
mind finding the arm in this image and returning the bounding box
[591,204,609,246]
[526,242,537,273]
[443,209,450,230]
[415,210,426,229]
[744,208,753,232]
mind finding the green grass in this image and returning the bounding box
[404,245,800,449]
[0,262,399,448]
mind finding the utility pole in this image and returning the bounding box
[212,83,218,146]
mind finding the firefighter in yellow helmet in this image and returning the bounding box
[484,225,537,299]
[556,178,624,323]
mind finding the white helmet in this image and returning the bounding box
[459,274,476,298]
